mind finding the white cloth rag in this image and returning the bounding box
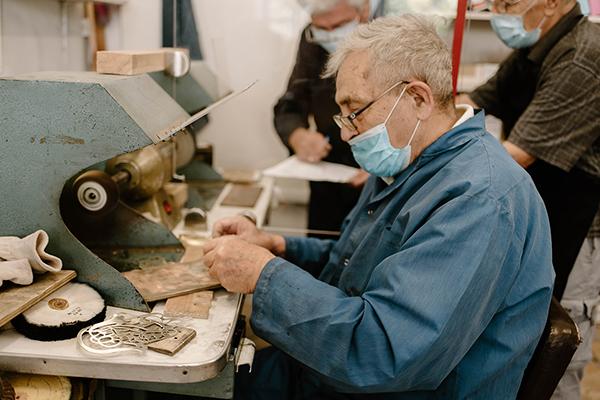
[0,259,34,287]
[0,230,63,273]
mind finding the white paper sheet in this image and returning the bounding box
[263,156,359,183]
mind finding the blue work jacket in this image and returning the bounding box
[251,111,554,399]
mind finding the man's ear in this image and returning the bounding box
[406,82,435,120]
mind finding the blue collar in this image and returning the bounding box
[418,110,486,160]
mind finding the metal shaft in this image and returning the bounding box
[262,226,340,237]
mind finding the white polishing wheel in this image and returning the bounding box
[12,283,106,341]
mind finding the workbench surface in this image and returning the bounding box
[0,290,242,384]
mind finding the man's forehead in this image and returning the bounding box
[335,50,373,105]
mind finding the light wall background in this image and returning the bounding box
[0,0,306,173]
[0,0,86,75]
[192,0,308,171]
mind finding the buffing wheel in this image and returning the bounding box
[72,170,120,215]
[12,283,106,341]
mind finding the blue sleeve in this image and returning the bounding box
[252,193,549,392]
[284,236,335,275]
[281,186,362,275]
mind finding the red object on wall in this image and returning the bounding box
[452,0,469,96]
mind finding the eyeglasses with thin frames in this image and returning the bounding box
[333,80,409,132]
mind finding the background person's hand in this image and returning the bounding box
[202,236,275,294]
[288,128,332,163]
[348,169,370,188]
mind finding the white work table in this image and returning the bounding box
[0,291,242,384]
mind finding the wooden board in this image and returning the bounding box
[220,184,263,208]
[164,291,213,319]
[0,270,76,327]
[122,261,219,303]
[96,50,166,75]
[147,327,196,356]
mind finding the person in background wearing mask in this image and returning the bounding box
[457,1,599,397]
[203,15,554,399]
[273,0,381,240]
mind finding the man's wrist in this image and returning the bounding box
[288,128,304,150]
[252,252,276,293]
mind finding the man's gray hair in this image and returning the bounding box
[324,15,454,105]
[298,0,365,14]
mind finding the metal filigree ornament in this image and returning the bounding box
[77,313,185,355]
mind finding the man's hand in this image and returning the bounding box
[288,128,332,163]
[212,216,286,256]
[503,141,536,168]
[202,236,275,294]
[212,215,260,238]
[348,169,369,188]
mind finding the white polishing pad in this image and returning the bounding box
[13,282,106,341]
[21,283,104,326]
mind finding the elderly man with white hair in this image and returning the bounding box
[204,15,554,399]
[273,0,382,240]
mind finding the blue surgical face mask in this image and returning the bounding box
[491,4,546,49]
[348,86,421,177]
[308,19,359,53]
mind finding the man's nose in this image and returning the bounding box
[340,126,358,142]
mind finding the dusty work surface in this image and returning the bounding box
[0,290,241,384]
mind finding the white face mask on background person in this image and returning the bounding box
[306,19,359,53]
[490,1,547,49]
